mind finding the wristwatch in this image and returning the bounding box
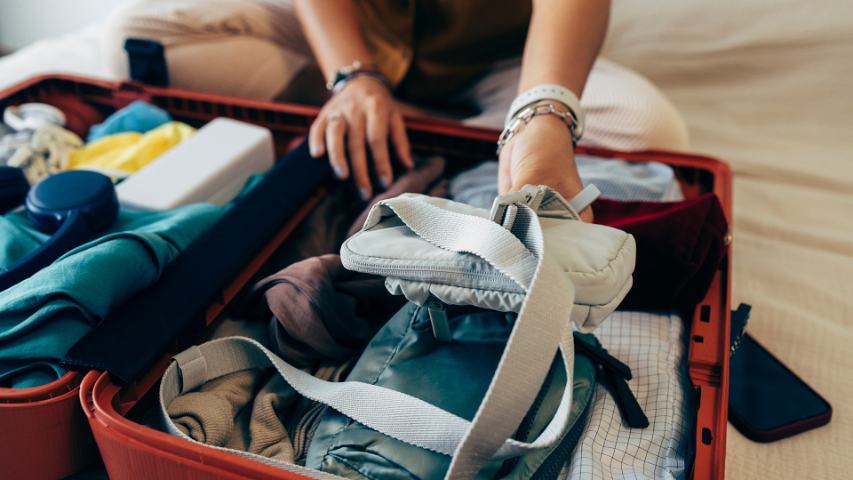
[326,60,390,93]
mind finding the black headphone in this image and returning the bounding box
[0,170,119,291]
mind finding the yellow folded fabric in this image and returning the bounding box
[68,122,195,178]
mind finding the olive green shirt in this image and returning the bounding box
[357,0,532,103]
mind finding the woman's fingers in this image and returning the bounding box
[308,115,326,159]
[390,110,414,169]
[315,81,411,196]
[366,98,393,188]
[325,114,349,180]
[347,113,372,199]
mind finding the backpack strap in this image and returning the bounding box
[160,190,577,479]
[379,191,575,478]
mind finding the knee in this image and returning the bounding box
[98,3,297,100]
[583,61,690,151]
[623,81,690,151]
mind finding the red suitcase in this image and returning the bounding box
[0,74,731,479]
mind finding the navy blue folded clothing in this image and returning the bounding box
[62,140,330,383]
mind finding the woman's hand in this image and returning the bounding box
[498,113,593,222]
[308,76,414,199]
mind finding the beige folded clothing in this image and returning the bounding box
[167,362,350,463]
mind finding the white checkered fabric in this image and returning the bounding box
[564,310,690,480]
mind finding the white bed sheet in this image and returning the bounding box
[0,25,111,92]
[1,2,852,478]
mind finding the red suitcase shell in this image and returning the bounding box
[0,75,731,479]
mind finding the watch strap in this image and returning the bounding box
[327,61,390,93]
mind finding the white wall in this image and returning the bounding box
[0,0,133,50]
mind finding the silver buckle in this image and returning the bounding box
[489,186,546,228]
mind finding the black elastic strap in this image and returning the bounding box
[125,38,170,87]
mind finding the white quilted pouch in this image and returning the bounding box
[341,184,636,332]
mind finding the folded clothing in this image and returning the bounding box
[62,141,330,384]
[167,361,351,466]
[0,203,222,388]
[182,308,346,464]
[158,304,347,466]
[252,156,447,367]
[87,100,172,142]
[567,310,691,479]
[2,124,83,183]
[262,155,447,269]
[68,121,196,179]
[253,254,405,368]
[449,157,683,209]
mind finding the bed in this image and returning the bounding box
[1,1,852,478]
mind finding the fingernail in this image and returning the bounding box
[310,145,321,157]
[359,187,371,201]
[332,164,344,178]
[380,175,391,189]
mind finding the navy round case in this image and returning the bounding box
[0,170,118,291]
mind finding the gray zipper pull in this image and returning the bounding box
[427,300,452,342]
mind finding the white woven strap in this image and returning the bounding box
[160,336,573,456]
[159,194,576,479]
[379,195,575,478]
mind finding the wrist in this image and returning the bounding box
[517,115,574,151]
[505,83,585,142]
[497,102,577,156]
[336,74,390,95]
[327,60,390,93]
[527,109,572,132]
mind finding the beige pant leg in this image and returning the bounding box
[101,0,325,102]
[462,57,690,151]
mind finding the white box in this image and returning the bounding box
[117,117,274,210]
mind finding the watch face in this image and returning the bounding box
[328,61,364,91]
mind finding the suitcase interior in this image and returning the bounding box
[0,75,731,480]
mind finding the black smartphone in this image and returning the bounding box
[728,333,832,442]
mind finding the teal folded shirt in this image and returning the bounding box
[0,204,222,388]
